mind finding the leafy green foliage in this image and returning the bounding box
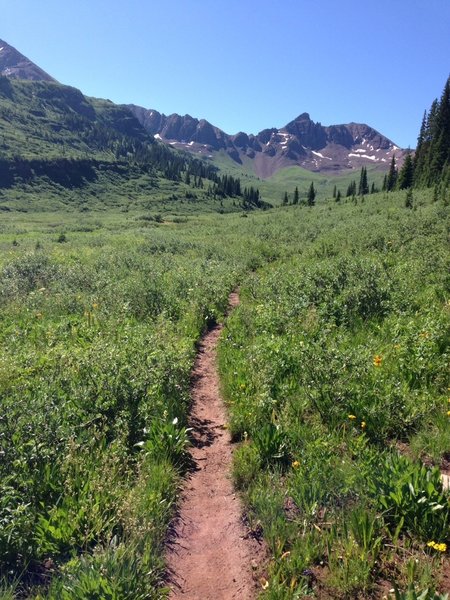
[136,417,192,468]
[252,423,289,467]
[219,189,450,597]
[369,453,449,541]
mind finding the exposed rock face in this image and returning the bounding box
[0,39,55,82]
[128,105,404,178]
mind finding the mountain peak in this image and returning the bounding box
[129,104,403,179]
[294,112,311,121]
[0,39,55,82]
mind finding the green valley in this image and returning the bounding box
[0,35,449,599]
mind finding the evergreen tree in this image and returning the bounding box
[332,184,337,199]
[386,155,397,191]
[413,110,428,184]
[397,151,414,189]
[283,191,289,205]
[382,174,387,192]
[358,166,369,195]
[293,186,299,205]
[413,77,450,187]
[405,189,413,209]
[307,182,316,206]
[433,184,439,202]
[346,180,356,197]
[336,189,341,202]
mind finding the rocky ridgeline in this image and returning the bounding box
[128,106,403,178]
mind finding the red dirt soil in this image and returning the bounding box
[165,291,265,599]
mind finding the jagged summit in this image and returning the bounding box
[0,39,55,82]
[128,105,403,178]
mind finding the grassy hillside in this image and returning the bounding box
[210,150,386,205]
[0,76,388,214]
[0,77,147,160]
[0,78,255,214]
[0,187,448,598]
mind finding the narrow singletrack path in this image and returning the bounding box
[166,291,265,599]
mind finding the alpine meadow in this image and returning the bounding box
[0,31,449,600]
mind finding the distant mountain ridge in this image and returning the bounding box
[128,106,403,178]
[0,37,403,179]
[0,39,55,82]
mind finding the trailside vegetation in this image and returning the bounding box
[219,188,449,599]
[0,209,287,598]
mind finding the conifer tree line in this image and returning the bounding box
[282,182,316,206]
[333,76,449,201]
[335,167,379,200]
[379,76,450,193]
[413,76,450,188]
[86,124,257,201]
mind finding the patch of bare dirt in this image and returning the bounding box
[166,291,266,599]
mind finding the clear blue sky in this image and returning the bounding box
[1,0,449,148]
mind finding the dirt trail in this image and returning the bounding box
[166,291,265,599]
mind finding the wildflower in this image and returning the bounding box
[92,302,99,309]
[260,577,269,590]
[240,383,246,390]
[348,414,357,420]
[292,460,300,469]
[447,411,450,417]
[427,541,447,552]
[373,355,382,367]
[361,421,366,430]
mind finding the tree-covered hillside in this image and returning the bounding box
[0,77,262,212]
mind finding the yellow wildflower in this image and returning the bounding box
[361,421,366,430]
[427,541,447,552]
[240,383,246,390]
[373,355,382,367]
[348,414,357,420]
[292,460,300,469]
[92,302,99,309]
[447,411,450,417]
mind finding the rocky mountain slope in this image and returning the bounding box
[128,106,403,178]
[0,39,55,82]
[0,37,403,180]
